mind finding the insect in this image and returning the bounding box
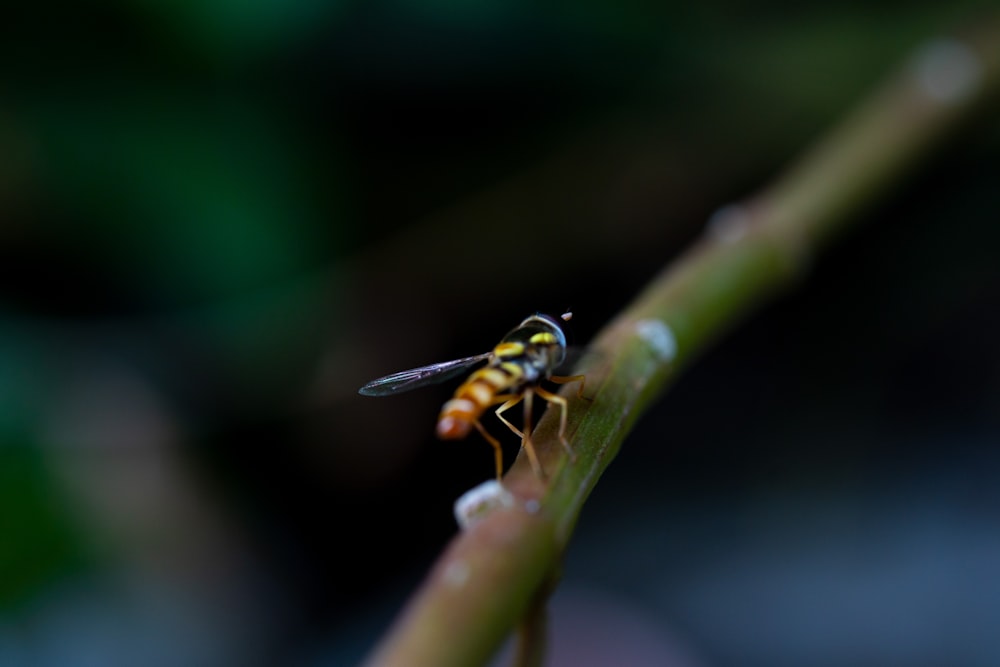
[358,312,586,480]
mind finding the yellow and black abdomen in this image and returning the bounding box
[435,345,526,440]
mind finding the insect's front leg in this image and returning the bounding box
[549,374,588,399]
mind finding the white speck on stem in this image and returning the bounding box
[442,560,471,588]
[912,38,982,104]
[453,479,515,529]
[706,204,751,243]
[635,319,677,363]
[524,499,541,514]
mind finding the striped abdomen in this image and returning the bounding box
[436,355,524,440]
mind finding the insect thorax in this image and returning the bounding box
[493,314,568,383]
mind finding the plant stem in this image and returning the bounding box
[364,21,1000,667]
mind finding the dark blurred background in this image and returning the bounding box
[2,2,999,666]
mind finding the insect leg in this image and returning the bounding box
[493,393,524,439]
[517,387,544,478]
[535,385,576,461]
[472,419,505,481]
[549,374,588,399]
[468,393,521,481]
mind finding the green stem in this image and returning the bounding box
[364,21,1000,667]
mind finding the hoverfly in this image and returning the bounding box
[358,312,586,480]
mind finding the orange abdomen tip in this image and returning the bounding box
[436,416,471,439]
[437,398,476,439]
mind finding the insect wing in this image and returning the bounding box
[358,353,491,396]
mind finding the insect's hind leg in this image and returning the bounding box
[472,419,505,481]
[469,393,523,480]
[494,387,548,478]
[494,392,543,478]
[516,388,543,478]
[493,394,524,439]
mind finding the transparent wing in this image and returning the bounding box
[358,353,491,397]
